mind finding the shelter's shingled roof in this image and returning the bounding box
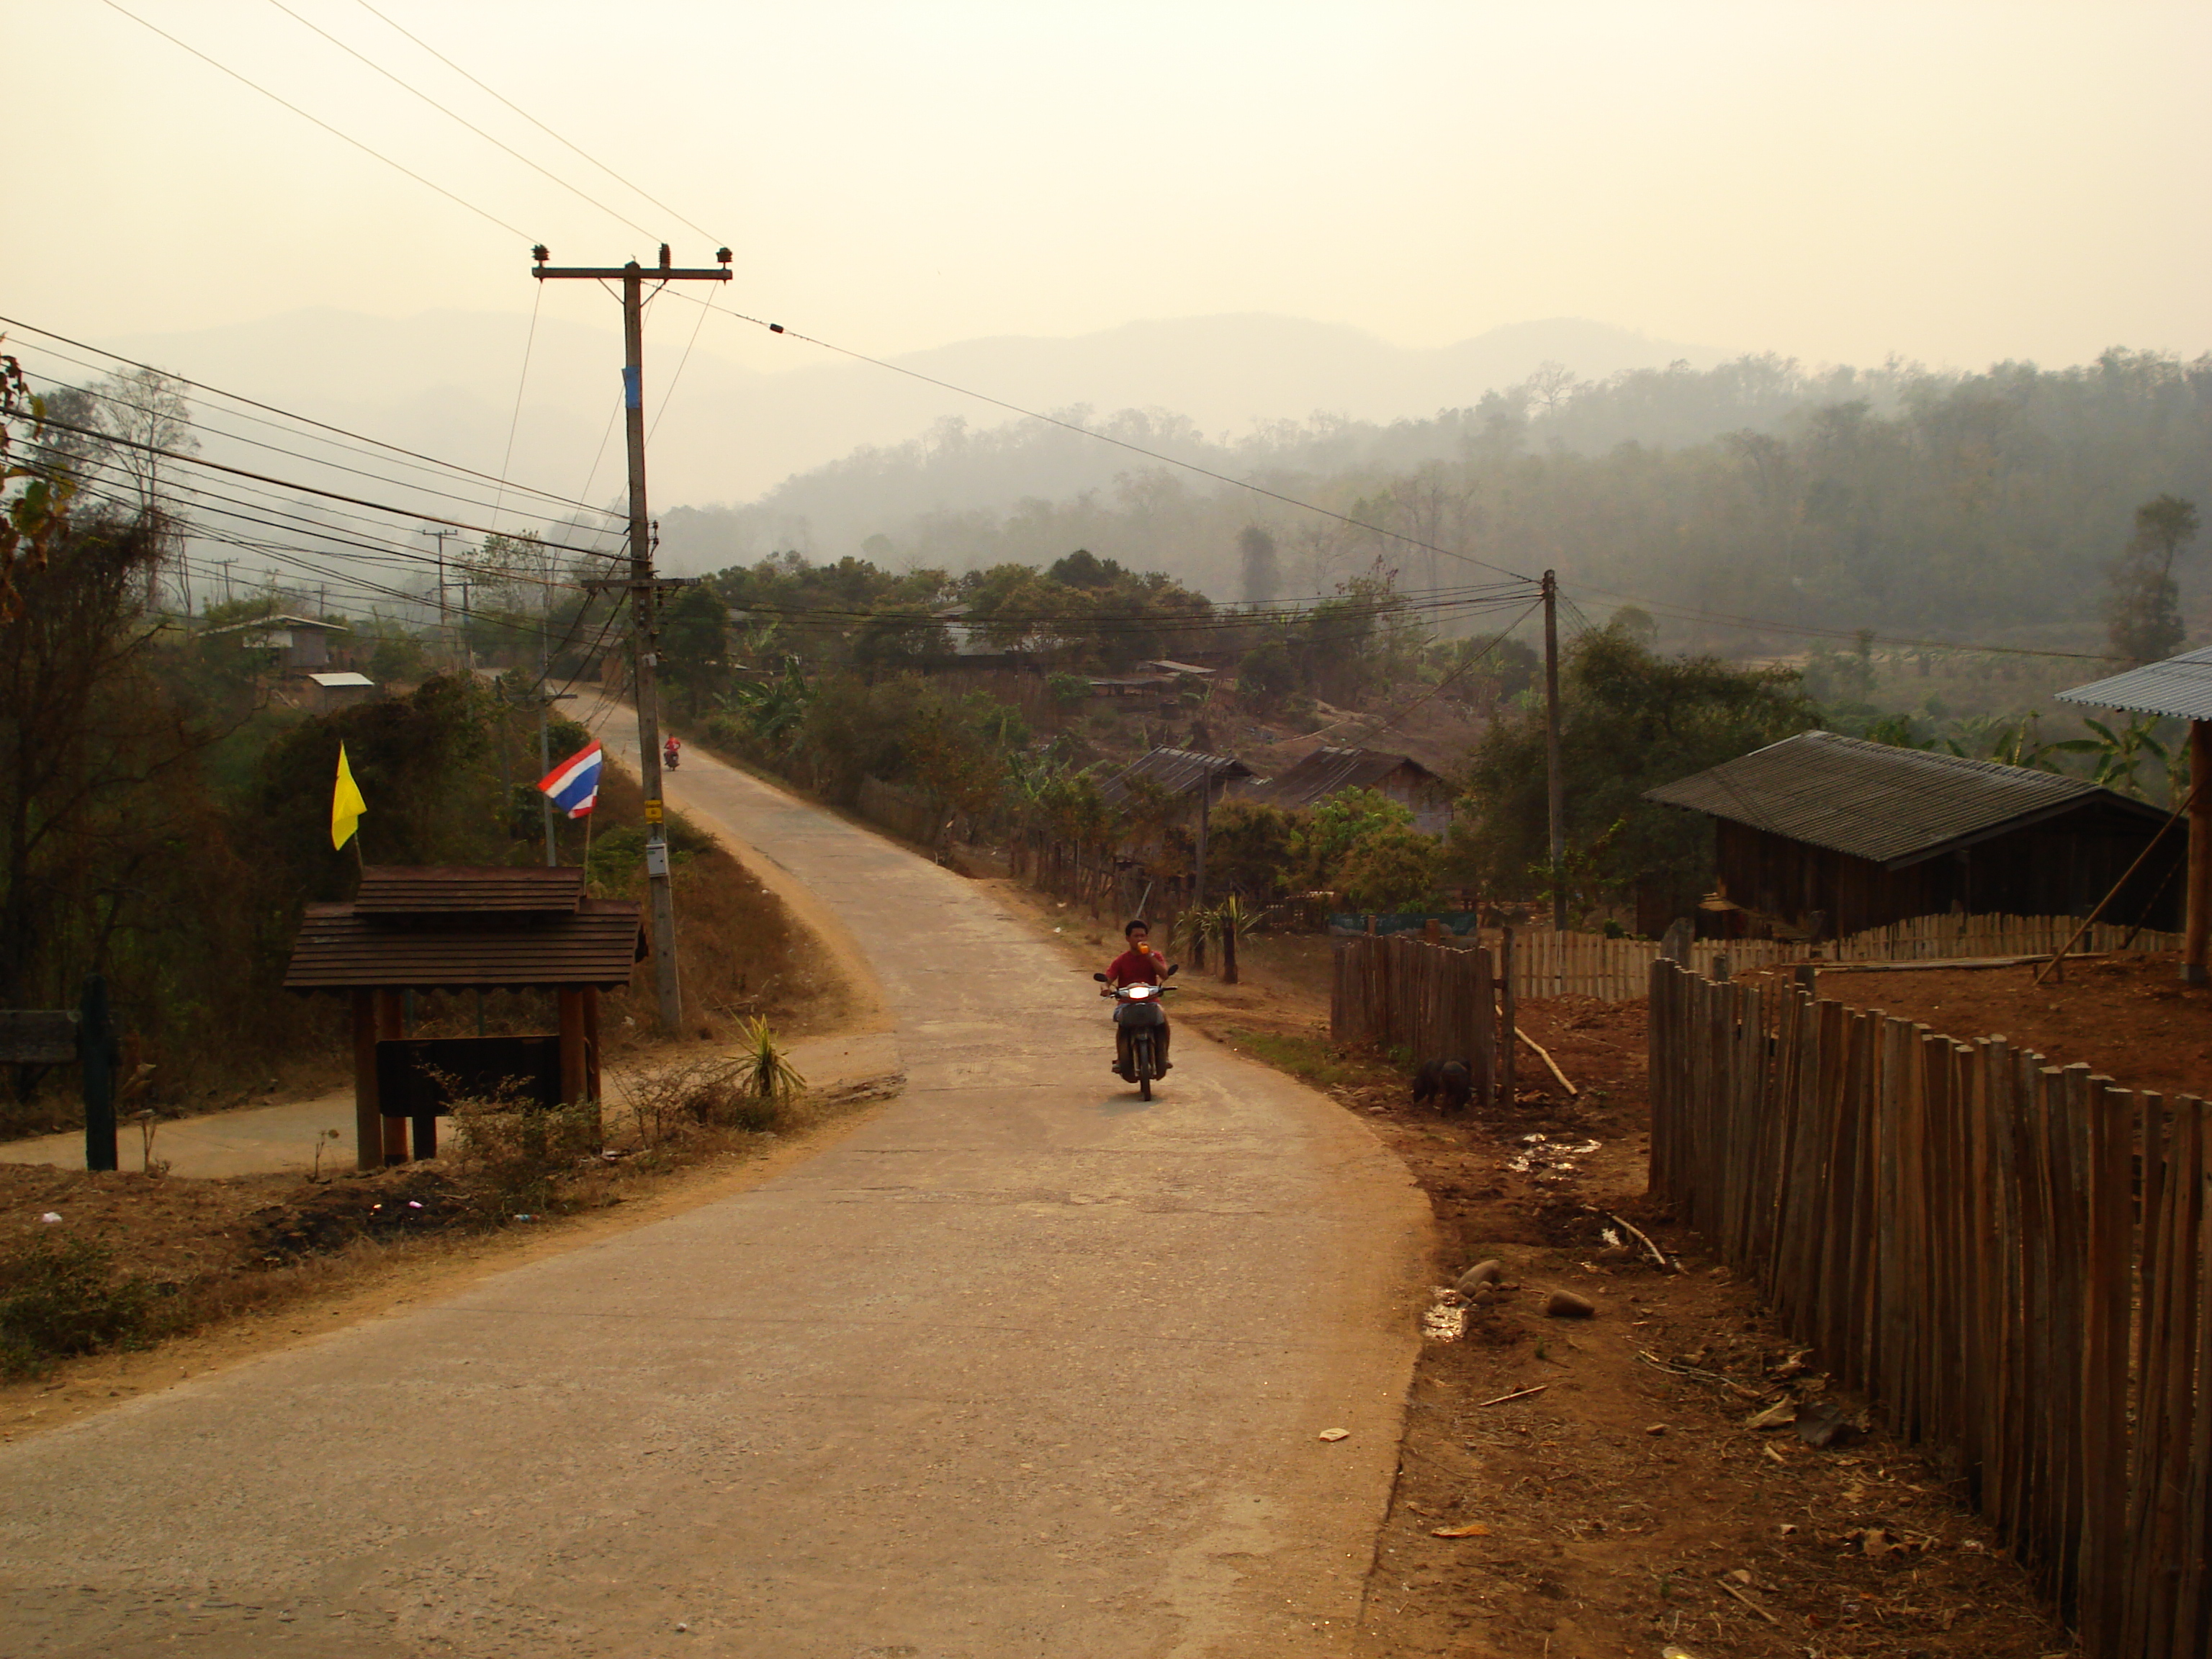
[1100,747,1253,806]
[284,899,642,990]
[353,866,583,915]
[1643,730,2162,869]
[1243,747,1438,810]
[284,866,640,991]
[2057,647,2212,723]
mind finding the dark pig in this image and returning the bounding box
[1411,1058,1473,1114]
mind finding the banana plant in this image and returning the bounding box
[2080,714,2172,801]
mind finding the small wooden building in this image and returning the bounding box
[1101,747,1254,824]
[1645,731,2180,940]
[284,866,642,1169]
[203,612,351,672]
[1236,746,1452,836]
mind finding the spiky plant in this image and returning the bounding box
[734,1017,807,1100]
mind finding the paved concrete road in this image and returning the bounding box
[0,1035,899,1179]
[0,732,1430,1658]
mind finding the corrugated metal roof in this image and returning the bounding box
[2056,647,2212,721]
[353,866,584,915]
[1644,730,2161,868]
[284,899,643,990]
[1100,747,1254,805]
[1241,747,1439,810]
[202,613,350,636]
[307,671,374,688]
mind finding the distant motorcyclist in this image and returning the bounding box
[662,735,681,770]
[1104,919,1174,1074]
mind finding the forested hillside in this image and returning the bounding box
[659,349,2212,649]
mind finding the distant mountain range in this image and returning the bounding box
[105,310,1726,514]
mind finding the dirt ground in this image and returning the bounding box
[986,881,2074,1657]
[1743,949,2212,1105]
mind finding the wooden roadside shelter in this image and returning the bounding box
[284,867,643,1170]
[2059,648,2212,982]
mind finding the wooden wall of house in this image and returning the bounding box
[1704,802,2182,939]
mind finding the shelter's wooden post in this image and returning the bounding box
[376,989,407,1165]
[558,989,588,1106]
[352,989,380,1172]
[583,987,602,1102]
[2187,720,2211,985]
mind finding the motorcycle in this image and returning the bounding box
[1093,966,1177,1100]
[662,742,681,771]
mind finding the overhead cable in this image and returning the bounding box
[0,315,620,517]
[94,0,531,240]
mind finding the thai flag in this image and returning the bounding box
[538,740,604,819]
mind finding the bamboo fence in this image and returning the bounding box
[1482,914,2186,1003]
[1648,958,2209,1655]
[1331,934,1499,1104]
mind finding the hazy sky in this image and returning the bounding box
[8,0,2209,381]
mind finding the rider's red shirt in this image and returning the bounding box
[1107,945,1165,985]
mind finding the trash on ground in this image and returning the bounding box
[1504,1133,1602,1179]
[38,1212,60,1223]
[1421,1293,1467,1343]
[1317,1428,1351,1442]
[1430,1521,1491,1537]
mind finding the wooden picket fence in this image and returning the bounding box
[1835,912,2182,963]
[1649,958,2210,1655]
[1483,914,2185,1002]
[1331,934,1498,1101]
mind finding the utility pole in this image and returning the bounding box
[534,243,731,1031]
[539,619,559,868]
[427,527,459,670]
[1542,570,1565,932]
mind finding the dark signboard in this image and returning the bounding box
[374,1035,564,1119]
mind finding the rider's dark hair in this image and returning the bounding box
[1124,918,1148,937]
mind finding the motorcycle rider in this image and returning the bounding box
[663,734,681,770]
[1104,919,1174,1076]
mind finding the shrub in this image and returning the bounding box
[1339,822,1443,912]
[0,1233,158,1376]
[445,1097,603,1223]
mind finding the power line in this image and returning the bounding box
[0,315,619,517]
[351,0,724,246]
[25,410,624,565]
[12,356,610,534]
[94,0,530,240]
[490,278,547,534]
[263,0,662,241]
[1325,596,1549,747]
[1578,583,2126,663]
[665,287,1541,586]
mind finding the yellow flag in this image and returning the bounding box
[331,742,368,851]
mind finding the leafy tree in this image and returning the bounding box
[1237,525,1279,605]
[657,584,730,716]
[851,601,953,667]
[1297,787,1414,890]
[1449,621,1817,924]
[1339,822,1442,912]
[1203,800,1304,899]
[2105,494,2201,665]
